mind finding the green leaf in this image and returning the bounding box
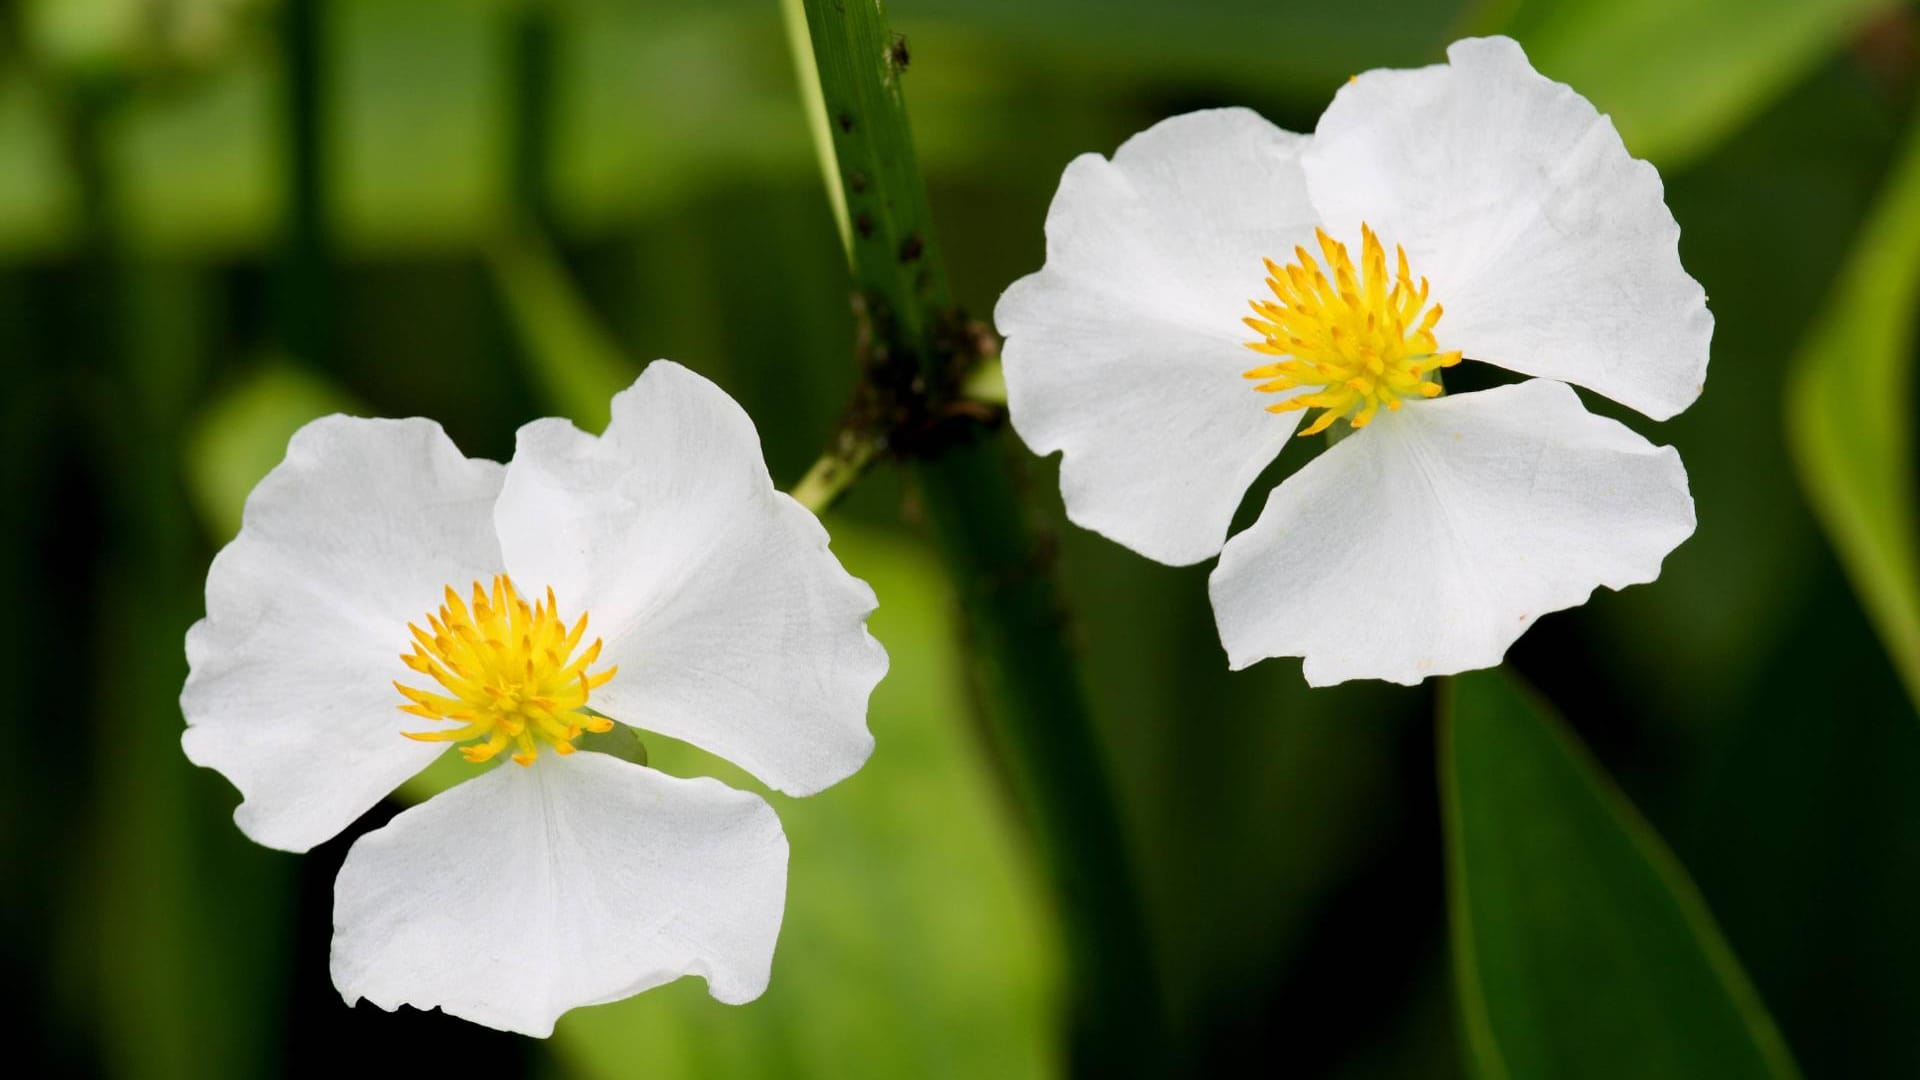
[1499,0,1895,167]
[1787,111,1920,714]
[1441,670,1800,1080]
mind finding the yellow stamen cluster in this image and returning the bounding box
[395,575,617,767]
[1242,223,1462,436]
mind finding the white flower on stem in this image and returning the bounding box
[181,361,887,1036]
[996,37,1706,686]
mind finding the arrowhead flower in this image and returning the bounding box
[996,37,1707,686]
[181,361,888,1035]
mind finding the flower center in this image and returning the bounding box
[395,574,617,767]
[1241,223,1462,436]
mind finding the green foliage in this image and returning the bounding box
[0,0,1892,254]
[1787,108,1920,713]
[1441,671,1799,1080]
[11,1,1920,1076]
[1497,0,1898,166]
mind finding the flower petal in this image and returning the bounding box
[182,417,504,852]
[1210,380,1694,686]
[493,361,885,796]
[1303,36,1711,421]
[331,752,787,1037]
[997,108,1320,566]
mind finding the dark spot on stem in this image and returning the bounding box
[855,212,874,239]
[888,33,911,71]
[836,110,855,132]
[898,232,924,262]
[849,172,868,194]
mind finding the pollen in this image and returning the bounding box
[394,574,617,767]
[1241,223,1462,436]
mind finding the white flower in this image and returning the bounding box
[181,361,888,1036]
[995,37,1706,686]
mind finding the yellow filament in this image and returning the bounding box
[395,574,617,767]
[1241,223,1462,435]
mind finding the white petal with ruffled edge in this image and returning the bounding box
[1210,380,1694,686]
[330,751,787,1037]
[997,108,1322,566]
[492,361,885,797]
[1302,37,1711,421]
[182,417,504,853]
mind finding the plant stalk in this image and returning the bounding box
[279,0,331,368]
[507,0,558,235]
[792,2,1165,1072]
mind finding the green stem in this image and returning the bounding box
[507,0,558,234]
[961,353,1007,404]
[795,0,947,357]
[278,0,331,368]
[789,352,1004,516]
[789,433,881,516]
[913,445,1166,1076]
[778,0,852,261]
[792,2,1164,1072]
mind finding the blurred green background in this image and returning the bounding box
[4,0,1918,1076]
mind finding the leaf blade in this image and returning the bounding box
[1786,109,1920,714]
[1442,670,1800,1080]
